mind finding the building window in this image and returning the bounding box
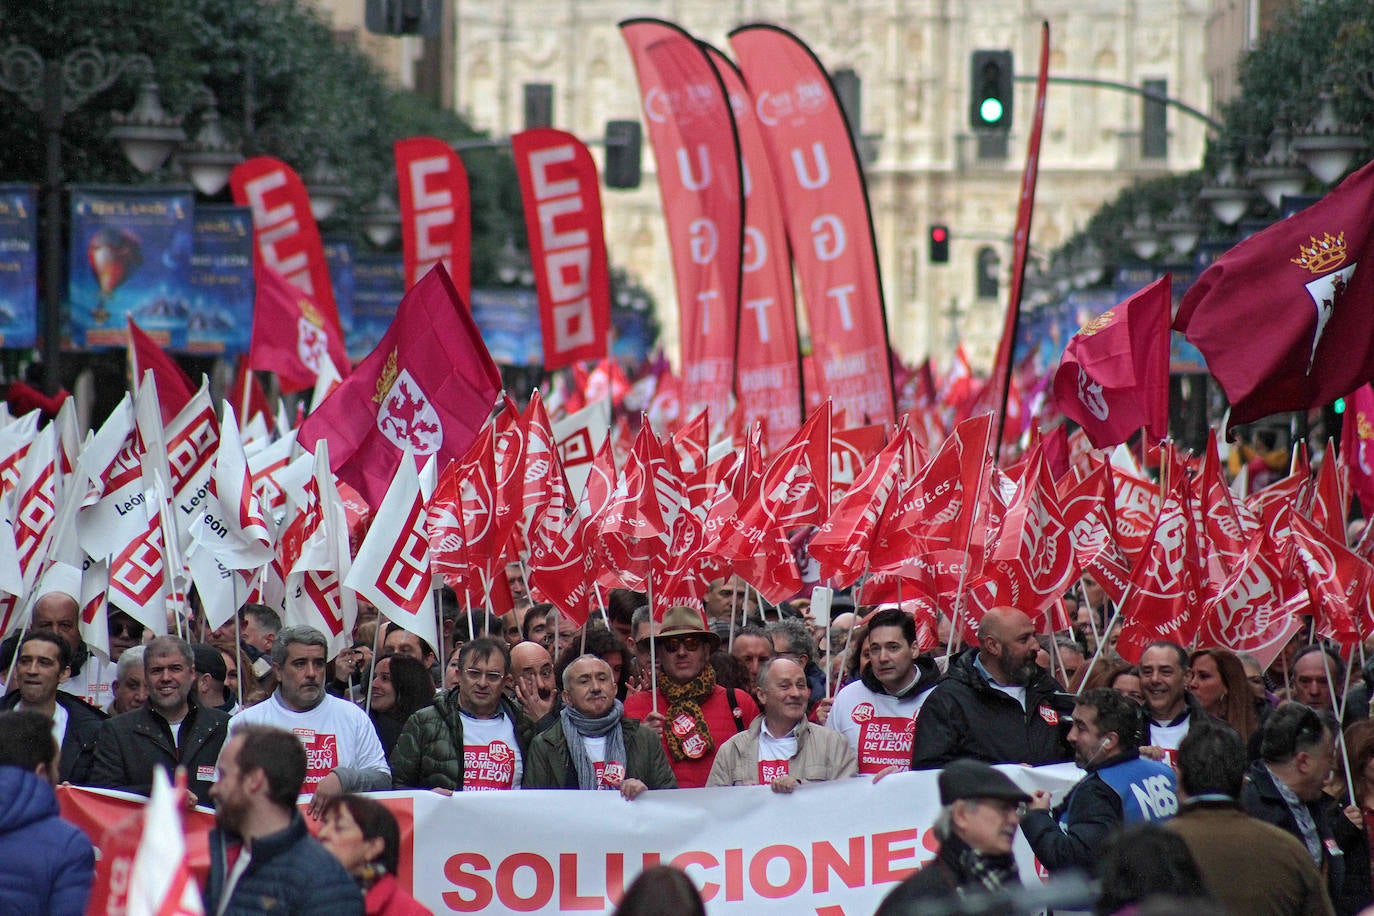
[1142,78,1167,160]
[976,246,1000,299]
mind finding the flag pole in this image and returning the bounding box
[647,575,658,716]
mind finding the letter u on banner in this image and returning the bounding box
[511,128,611,371]
[728,25,895,425]
[395,136,471,302]
[621,18,744,424]
[230,156,343,338]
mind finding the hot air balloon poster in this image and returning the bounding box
[69,186,194,350]
[185,204,254,356]
[0,184,37,349]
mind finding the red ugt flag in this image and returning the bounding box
[1174,159,1374,426]
[298,264,501,508]
[1052,275,1170,449]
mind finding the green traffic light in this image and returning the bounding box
[979,97,1004,124]
[1334,398,1347,414]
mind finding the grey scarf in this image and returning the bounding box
[561,700,628,790]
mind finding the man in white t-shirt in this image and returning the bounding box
[1139,641,1197,765]
[390,637,535,792]
[827,608,940,776]
[230,626,390,816]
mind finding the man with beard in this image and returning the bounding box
[524,655,676,795]
[623,606,759,788]
[708,658,856,789]
[230,626,390,817]
[510,640,559,728]
[828,608,939,775]
[875,759,1030,914]
[205,725,362,915]
[912,606,1073,768]
[86,636,229,806]
[1021,688,1178,873]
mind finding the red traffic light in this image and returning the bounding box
[931,226,948,243]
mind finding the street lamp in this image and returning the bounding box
[177,89,243,197]
[108,80,186,174]
[0,42,165,395]
[1199,155,1254,226]
[1292,91,1364,186]
[1156,202,1203,257]
[1248,127,1308,209]
[1123,211,1161,261]
[360,192,400,248]
[304,154,351,223]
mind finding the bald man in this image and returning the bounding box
[509,641,560,729]
[911,607,1073,769]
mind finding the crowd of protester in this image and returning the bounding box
[1,567,1371,914]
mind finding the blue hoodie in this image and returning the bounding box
[0,765,94,916]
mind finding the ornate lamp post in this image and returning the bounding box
[0,42,171,394]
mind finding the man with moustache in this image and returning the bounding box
[524,655,675,795]
[1021,688,1178,873]
[230,626,390,816]
[86,636,229,806]
[912,606,1073,768]
[205,725,362,915]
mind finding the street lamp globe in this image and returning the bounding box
[108,81,186,174]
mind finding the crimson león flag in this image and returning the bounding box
[1052,275,1170,449]
[250,265,351,395]
[1116,486,1206,664]
[1175,159,1374,426]
[297,264,501,508]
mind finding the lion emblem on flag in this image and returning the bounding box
[375,360,444,456]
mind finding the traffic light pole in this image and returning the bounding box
[1014,75,1223,133]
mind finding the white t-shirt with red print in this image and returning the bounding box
[231,691,389,789]
[460,711,523,791]
[828,679,931,775]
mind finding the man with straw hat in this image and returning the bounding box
[623,605,758,788]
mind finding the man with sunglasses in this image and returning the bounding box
[391,637,536,792]
[623,606,758,788]
[1020,688,1178,874]
[875,759,1031,914]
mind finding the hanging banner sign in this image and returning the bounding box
[186,204,254,355]
[0,183,37,348]
[62,764,1083,915]
[349,251,406,361]
[68,185,195,349]
[395,136,471,302]
[324,235,356,338]
[471,287,544,366]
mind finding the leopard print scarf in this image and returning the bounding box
[660,665,718,761]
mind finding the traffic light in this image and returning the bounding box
[603,120,642,189]
[929,225,950,264]
[970,50,1013,131]
[1334,397,1347,415]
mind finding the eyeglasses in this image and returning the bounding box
[463,669,505,684]
[661,636,703,654]
[970,799,1029,817]
[109,621,144,639]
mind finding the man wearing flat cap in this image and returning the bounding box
[623,605,759,788]
[875,759,1029,914]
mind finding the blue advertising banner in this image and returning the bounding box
[0,184,37,348]
[470,287,542,366]
[68,186,195,350]
[348,252,404,362]
[186,204,253,355]
[323,236,355,336]
[611,307,655,370]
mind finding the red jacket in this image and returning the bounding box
[365,874,432,916]
[623,684,759,788]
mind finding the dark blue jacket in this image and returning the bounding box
[203,811,363,916]
[0,765,95,916]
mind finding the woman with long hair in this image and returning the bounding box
[318,794,431,915]
[1187,648,1259,743]
[368,653,435,758]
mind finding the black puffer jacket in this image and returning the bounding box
[203,812,363,916]
[911,648,1073,769]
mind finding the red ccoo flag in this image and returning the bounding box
[298,264,501,508]
[1175,158,1374,426]
[1052,275,1171,449]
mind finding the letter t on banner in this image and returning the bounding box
[511,128,611,371]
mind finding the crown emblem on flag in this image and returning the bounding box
[1291,231,1347,274]
[297,296,325,328]
[373,349,399,405]
[1080,309,1116,337]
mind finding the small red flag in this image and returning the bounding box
[249,265,351,394]
[1052,275,1170,449]
[126,318,194,425]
